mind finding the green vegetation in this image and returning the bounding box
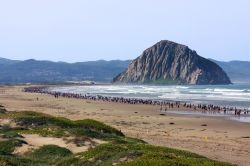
[57,143,232,166]
[0,105,6,114]
[0,58,131,83]
[0,144,72,166]
[0,111,123,139]
[27,145,72,164]
[0,139,26,155]
[0,107,234,166]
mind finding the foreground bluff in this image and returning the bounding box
[113,40,231,85]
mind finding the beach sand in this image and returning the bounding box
[0,85,250,166]
[13,134,106,155]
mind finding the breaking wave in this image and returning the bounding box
[49,84,250,109]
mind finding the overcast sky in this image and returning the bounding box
[0,0,249,62]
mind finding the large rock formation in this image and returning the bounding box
[113,40,231,85]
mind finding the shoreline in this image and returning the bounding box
[1,85,250,166]
[24,86,250,117]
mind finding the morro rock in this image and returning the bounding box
[113,40,231,85]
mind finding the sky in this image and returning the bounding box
[0,0,249,62]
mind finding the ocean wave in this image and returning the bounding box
[214,88,245,92]
[49,84,250,108]
[175,86,189,89]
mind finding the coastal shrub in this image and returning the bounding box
[56,157,84,166]
[14,115,73,128]
[0,139,26,155]
[75,143,233,166]
[111,136,146,145]
[75,119,124,137]
[0,156,34,166]
[0,141,72,166]
[0,110,234,166]
[29,145,72,160]
[20,125,66,137]
[56,144,142,166]
[0,130,23,139]
[27,145,72,164]
[0,106,6,114]
[11,111,124,139]
[0,125,25,138]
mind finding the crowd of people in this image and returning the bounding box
[23,86,249,116]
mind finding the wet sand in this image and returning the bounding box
[0,85,250,166]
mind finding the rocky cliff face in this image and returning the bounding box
[113,40,231,85]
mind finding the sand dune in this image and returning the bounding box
[13,134,105,155]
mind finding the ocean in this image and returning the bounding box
[48,83,250,109]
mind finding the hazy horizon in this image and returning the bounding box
[1,56,250,64]
[1,0,250,62]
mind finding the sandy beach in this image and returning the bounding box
[0,85,250,166]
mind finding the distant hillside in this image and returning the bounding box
[210,59,250,83]
[0,57,249,84]
[0,58,20,65]
[0,58,130,84]
[113,40,231,85]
